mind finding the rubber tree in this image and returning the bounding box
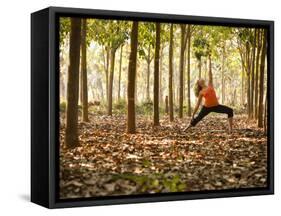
[65,18,82,148]
[127,21,139,133]
[153,23,161,126]
[80,18,89,122]
[168,24,174,122]
[178,24,189,118]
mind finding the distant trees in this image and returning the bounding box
[236,28,267,127]
[138,23,155,102]
[107,22,129,115]
[88,20,129,115]
[258,29,267,127]
[65,18,82,148]
[127,21,139,133]
[254,30,262,119]
[118,45,123,101]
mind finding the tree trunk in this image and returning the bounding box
[179,24,186,118]
[168,24,174,122]
[81,19,89,122]
[241,65,245,106]
[186,25,191,116]
[263,89,267,134]
[118,45,123,101]
[165,96,169,114]
[221,44,225,104]
[65,18,82,148]
[255,29,261,119]
[250,29,257,119]
[108,49,116,115]
[146,45,151,101]
[153,23,160,126]
[103,46,110,102]
[258,30,267,128]
[127,21,139,133]
[79,59,83,105]
[246,42,251,117]
[159,47,164,105]
[209,54,212,79]
[198,58,202,79]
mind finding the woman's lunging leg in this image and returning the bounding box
[190,106,211,127]
[212,105,234,132]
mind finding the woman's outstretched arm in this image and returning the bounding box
[191,94,203,119]
[208,54,213,86]
[184,93,203,131]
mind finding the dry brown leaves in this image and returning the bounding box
[59,113,267,199]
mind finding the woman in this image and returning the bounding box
[184,56,233,133]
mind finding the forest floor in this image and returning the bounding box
[59,113,267,199]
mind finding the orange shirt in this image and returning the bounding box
[200,85,219,107]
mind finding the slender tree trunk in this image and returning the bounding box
[165,96,169,114]
[146,45,151,101]
[81,19,89,122]
[255,29,261,119]
[153,23,160,126]
[159,47,164,105]
[246,42,251,117]
[179,24,186,118]
[65,18,82,148]
[221,44,225,104]
[135,62,138,104]
[198,58,202,79]
[250,29,257,118]
[127,21,139,133]
[108,49,116,115]
[264,88,268,134]
[103,46,110,102]
[169,24,174,122]
[241,65,245,106]
[239,48,246,107]
[79,58,83,105]
[209,54,212,79]
[205,59,208,80]
[118,45,123,101]
[186,25,191,116]
[258,30,267,127]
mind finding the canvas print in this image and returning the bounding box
[59,17,268,199]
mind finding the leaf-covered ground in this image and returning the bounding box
[59,114,267,199]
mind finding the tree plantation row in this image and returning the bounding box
[59,18,268,148]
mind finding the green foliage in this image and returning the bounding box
[238,28,255,45]
[136,100,153,115]
[59,17,70,49]
[138,23,156,60]
[88,19,130,51]
[113,99,127,114]
[193,36,209,60]
[112,173,187,193]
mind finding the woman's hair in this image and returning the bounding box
[194,80,202,97]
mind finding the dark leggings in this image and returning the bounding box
[190,104,233,126]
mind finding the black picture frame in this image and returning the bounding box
[31,6,274,209]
